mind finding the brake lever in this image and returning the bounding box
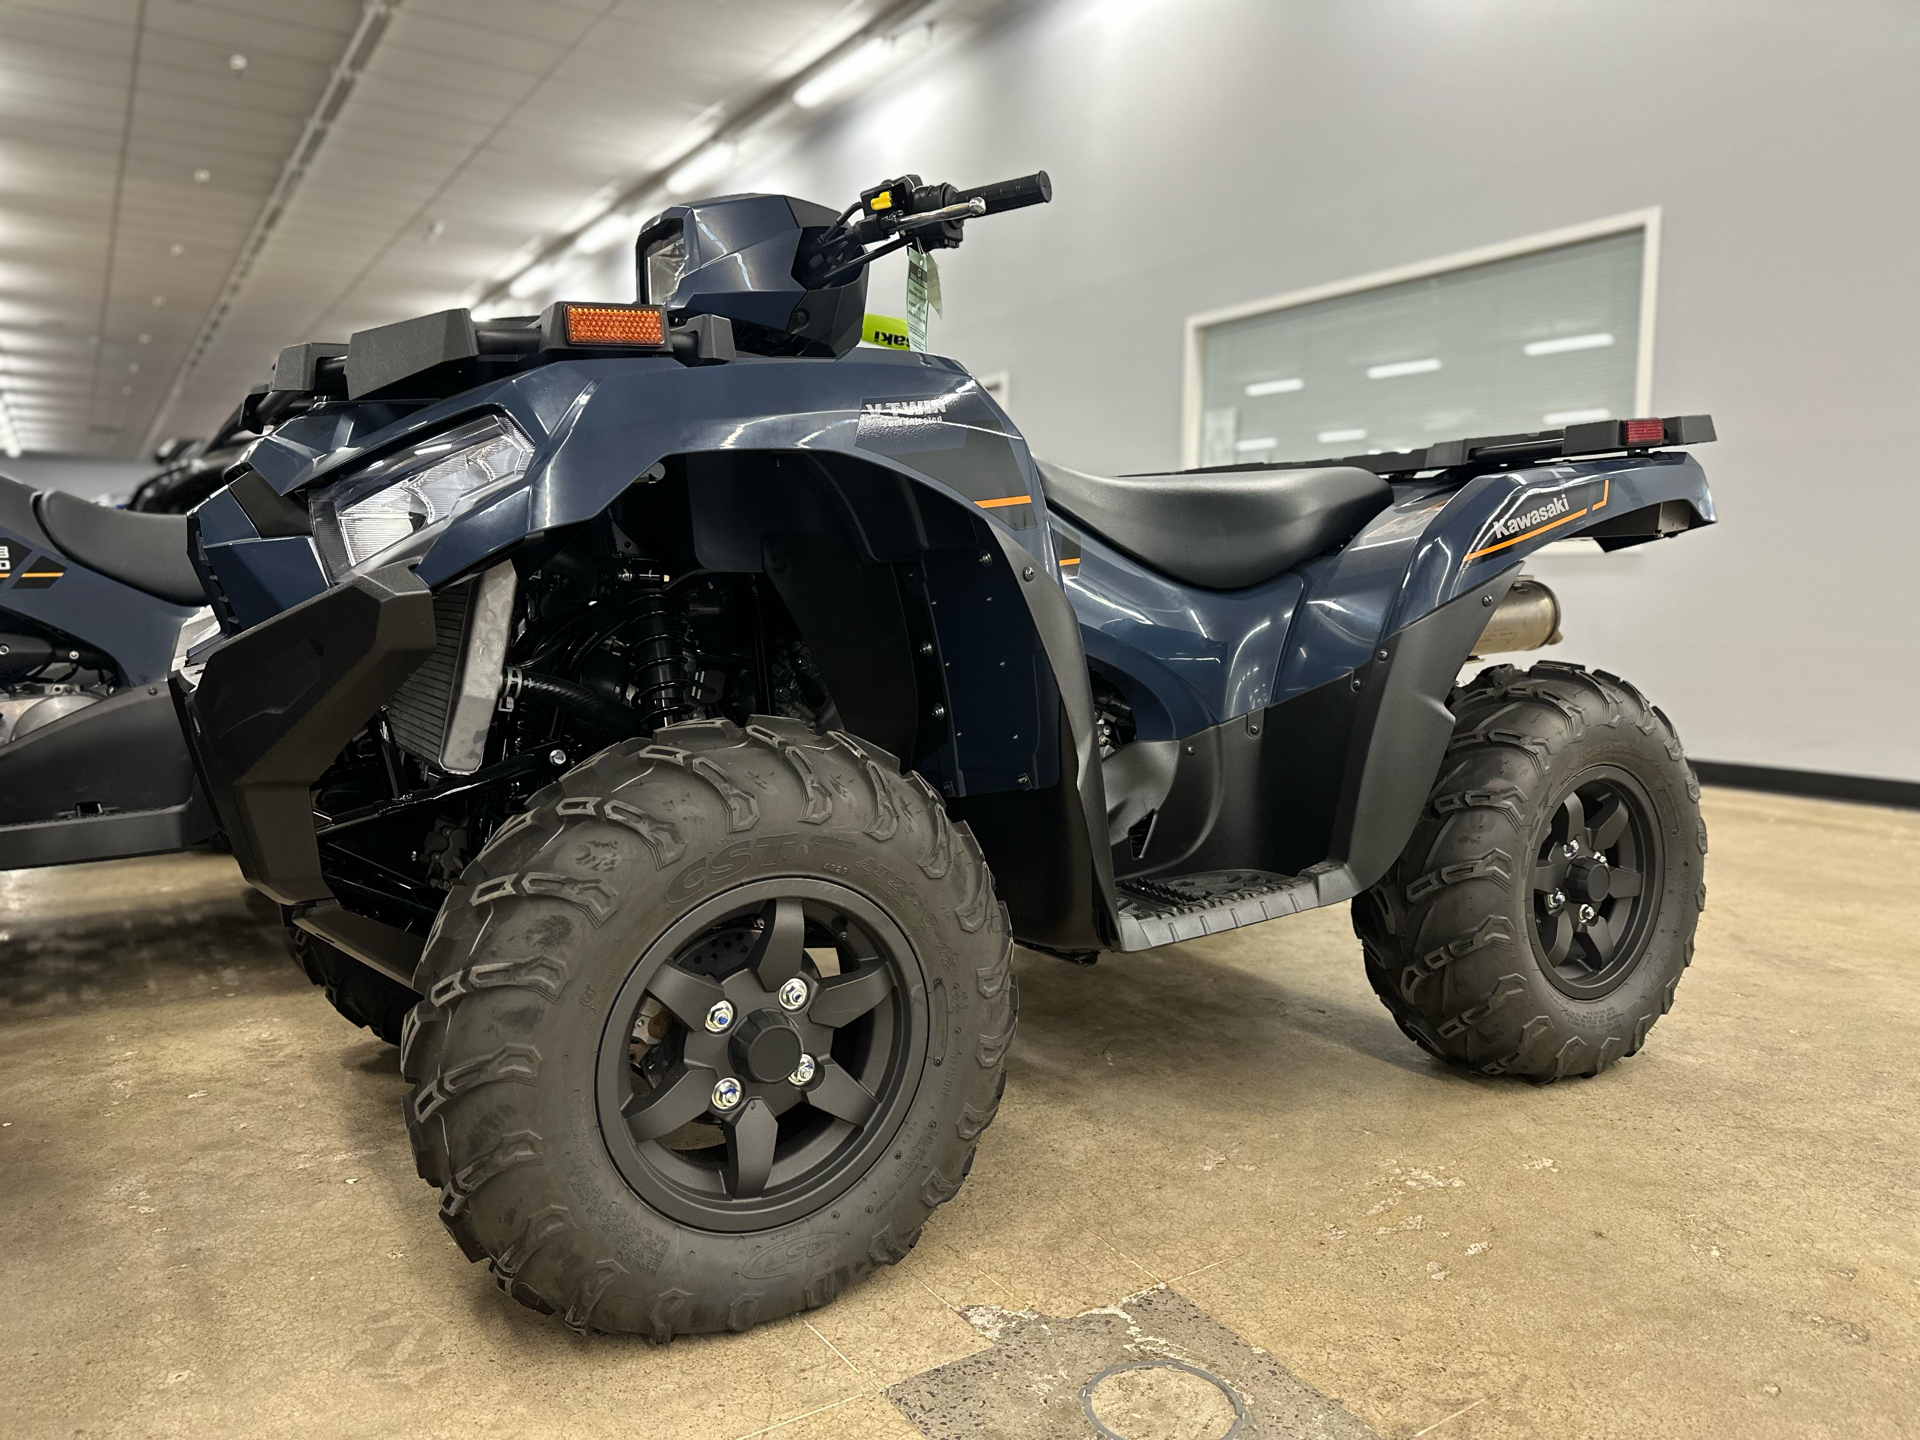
[896,197,987,230]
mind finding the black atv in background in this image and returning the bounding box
[128,404,260,514]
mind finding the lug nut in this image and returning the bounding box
[711,1077,742,1110]
[1561,840,1580,857]
[1577,903,1597,925]
[1547,890,1566,912]
[778,977,809,1011]
[704,1000,736,1033]
[789,1054,816,1086]
[548,748,568,767]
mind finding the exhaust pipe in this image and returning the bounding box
[1473,577,1561,655]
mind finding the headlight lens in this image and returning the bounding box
[323,415,533,569]
[643,228,688,304]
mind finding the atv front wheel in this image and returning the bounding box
[1352,662,1706,1082]
[401,718,1014,1336]
[281,915,419,1046]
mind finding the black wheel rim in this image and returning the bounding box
[595,877,926,1233]
[1527,766,1665,999]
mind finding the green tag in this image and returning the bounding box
[906,250,941,353]
[862,313,911,349]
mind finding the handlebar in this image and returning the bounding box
[800,170,1053,290]
[957,172,1052,215]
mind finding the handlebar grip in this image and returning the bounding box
[958,171,1052,215]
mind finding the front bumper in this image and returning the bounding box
[173,563,437,907]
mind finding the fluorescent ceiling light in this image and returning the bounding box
[666,142,738,197]
[793,37,892,109]
[1318,427,1367,445]
[572,209,641,257]
[1366,358,1441,379]
[1234,437,1277,451]
[1525,332,1614,357]
[1244,378,1303,397]
[1544,407,1612,425]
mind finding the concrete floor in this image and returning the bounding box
[0,787,1914,1439]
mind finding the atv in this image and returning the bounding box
[0,169,1713,1338]
[129,405,264,514]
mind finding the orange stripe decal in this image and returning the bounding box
[1057,556,1080,566]
[20,571,63,578]
[974,495,1032,509]
[1463,505,1590,562]
[1464,477,1614,563]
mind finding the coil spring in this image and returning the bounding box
[627,573,696,732]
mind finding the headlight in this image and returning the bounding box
[642,227,688,305]
[320,415,533,570]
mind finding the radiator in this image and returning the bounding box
[385,561,516,773]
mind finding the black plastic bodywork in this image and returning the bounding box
[637,193,869,358]
[0,686,215,868]
[175,564,436,907]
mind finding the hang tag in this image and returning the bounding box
[906,250,942,353]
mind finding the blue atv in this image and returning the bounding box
[0,171,1713,1337]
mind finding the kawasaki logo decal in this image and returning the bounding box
[1466,478,1610,563]
[1489,493,1571,540]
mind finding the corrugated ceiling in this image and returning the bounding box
[0,0,910,457]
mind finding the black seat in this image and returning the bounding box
[34,488,206,607]
[1035,459,1393,590]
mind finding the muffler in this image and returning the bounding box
[1473,577,1561,655]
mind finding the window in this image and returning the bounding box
[1184,211,1659,468]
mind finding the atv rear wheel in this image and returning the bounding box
[281,915,419,1046]
[400,717,1014,1336]
[1352,662,1706,1082]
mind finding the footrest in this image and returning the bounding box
[1114,862,1359,950]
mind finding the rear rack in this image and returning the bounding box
[1187,414,1716,481]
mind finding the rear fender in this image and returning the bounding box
[1395,450,1714,631]
[1271,450,1713,704]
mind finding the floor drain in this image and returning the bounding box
[1080,1357,1251,1440]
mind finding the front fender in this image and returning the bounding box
[243,349,1117,949]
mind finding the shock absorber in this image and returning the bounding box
[626,571,696,732]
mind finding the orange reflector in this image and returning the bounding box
[565,304,666,348]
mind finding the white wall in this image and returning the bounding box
[569,0,1920,780]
